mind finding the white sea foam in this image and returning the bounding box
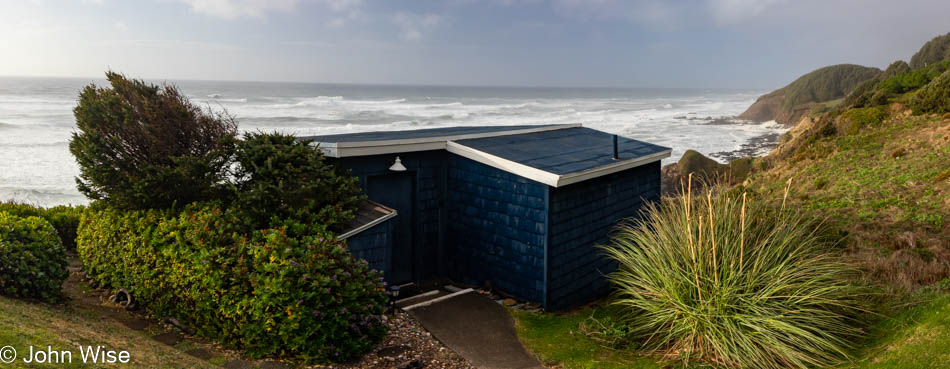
[0,78,783,207]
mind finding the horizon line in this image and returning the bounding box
[0,73,768,92]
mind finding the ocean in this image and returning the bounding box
[0,76,786,207]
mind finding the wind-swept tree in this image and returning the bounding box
[69,72,237,210]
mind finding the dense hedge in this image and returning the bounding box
[231,132,362,232]
[0,212,69,302]
[77,205,388,362]
[0,202,84,251]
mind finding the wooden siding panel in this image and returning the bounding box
[344,219,394,276]
[446,155,548,303]
[546,161,661,310]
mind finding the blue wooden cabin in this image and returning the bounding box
[303,124,670,310]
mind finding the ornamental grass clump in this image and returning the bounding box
[601,177,867,369]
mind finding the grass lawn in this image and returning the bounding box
[0,294,219,369]
[511,305,668,369]
[512,292,950,369]
[843,291,950,369]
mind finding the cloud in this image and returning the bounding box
[550,0,786,29]
[173,0,300,19]
[320,0,361,12]
[318,0,364,28]
[707,0,786,24]
[392,12,444,41]
[109,38,247,52]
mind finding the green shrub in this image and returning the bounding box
[842,78,881,108]
[0,212,69,302]
[43,205,85,251]
[727,157,754,181]
[910,70,950,115]
[882,60,912,78]
[70,72,237,210]
[836,106,888,135]
[231,132,362,232]
[600,188,866,369]
[910,32,950,69]
[677,150,727,180]
[846,61,950,109]
[77,205,388,362]
[0,202,85,251]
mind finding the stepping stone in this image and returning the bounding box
[151,332,182,346]
[378,345,410,358]
[222,359,253,369]
[120,318,148,331]
[259,361,289,369]
[185,348,212,360]
[396,359,426,369]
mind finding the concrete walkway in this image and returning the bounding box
[408,291,543,369]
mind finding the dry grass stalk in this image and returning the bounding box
[740,192,747,271]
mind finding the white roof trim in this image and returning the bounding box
[313,124,581,158]
[556,149,671,186]
[338,210,398,240]
[446,141,562,186]
[446,141,671,188]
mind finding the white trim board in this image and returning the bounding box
[402,288,474,311]
[447,141,671,188]
[338,210,398,240]
[312,124,581,158]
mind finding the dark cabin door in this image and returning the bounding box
[367,172,414,284]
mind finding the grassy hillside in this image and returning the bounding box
[739,64,881,125]
[745,106,949,290]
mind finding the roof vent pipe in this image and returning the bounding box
[612,135,619,160]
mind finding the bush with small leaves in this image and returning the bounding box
[911,70,950,115]
[231,132,362,232]
[0,212,68,302]
[77,204,388,363]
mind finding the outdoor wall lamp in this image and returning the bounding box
[389,156,407,172]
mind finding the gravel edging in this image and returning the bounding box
[314,310,475,369]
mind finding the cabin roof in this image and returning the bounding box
[306,124,671,188]
[302,124,566,143]
[338,200,397,240]
[452,127,670,175]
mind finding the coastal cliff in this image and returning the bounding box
[738,64,881,125]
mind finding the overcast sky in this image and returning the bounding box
[2,0,949,89]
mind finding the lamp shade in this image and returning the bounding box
[389,156,407,172]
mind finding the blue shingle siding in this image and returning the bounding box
[446,155,548,303]
[328,144,663,310]
[327,151,446,280]
[345,219,393,275]
[545,161,661,310]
